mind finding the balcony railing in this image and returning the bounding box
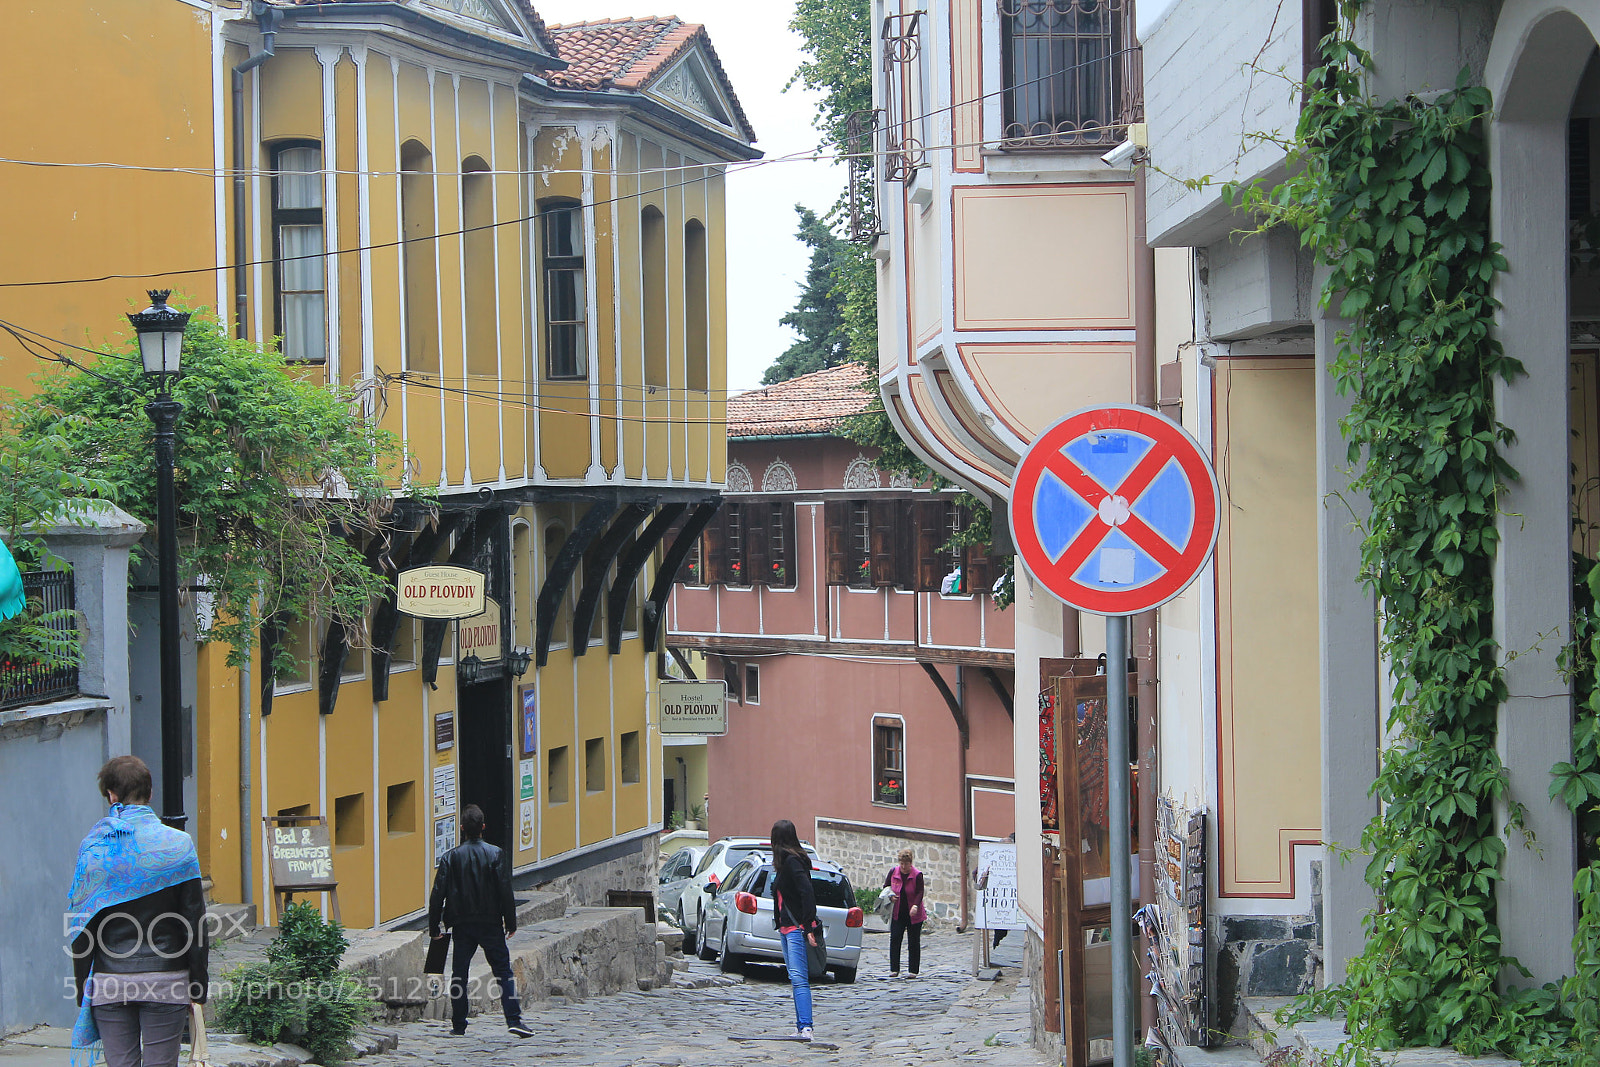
[0,570,79,710]
[999,0,1142,149]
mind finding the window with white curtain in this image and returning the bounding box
[272,144,326,362]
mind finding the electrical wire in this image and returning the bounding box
[0,45,1140,184]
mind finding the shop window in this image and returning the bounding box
[462,157,497,378]
[386,781,416,835]
[400,140,439,374]
[642,206,667,386]
[277,804,311,820]
[548,746,570,804]
[744,663,761,706]
[334,793,365,849]
[585,737,606,793]
[271,143,326,363]
[873,716,906,806]
[685,219,709,392]
[540,199,587,379]
[620,731,641,785]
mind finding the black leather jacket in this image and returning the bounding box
[429,838,516,935]
[72,878,209,1005]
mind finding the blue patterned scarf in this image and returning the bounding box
[66,804,202,1062]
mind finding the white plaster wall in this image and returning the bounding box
[1143,0,1300,248]
[1012,569,1060,934]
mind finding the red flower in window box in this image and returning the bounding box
[730,560,743,582]
[771,562,786,583]
[857,560,871,581]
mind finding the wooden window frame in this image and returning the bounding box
[539,199,588,380]
[270,141,327,364]
[873,714,906,807]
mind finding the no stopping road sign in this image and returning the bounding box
[1010,405,1219,616]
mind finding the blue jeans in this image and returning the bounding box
[780,928,813,1031]
[449,922,522,1031]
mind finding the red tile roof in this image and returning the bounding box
[727,364,875,437]
[545,17,753,139]
[275,0,560,56]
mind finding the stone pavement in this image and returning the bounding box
[364,926,1047,1066]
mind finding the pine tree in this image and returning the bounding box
[763,206,852,384]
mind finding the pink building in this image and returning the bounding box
[668,365,1015,922]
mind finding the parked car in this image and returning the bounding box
[657,844,707,930]
[679,836,817,954]
[697,851,865,983]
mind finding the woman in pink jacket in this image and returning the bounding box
[882,848,925,977]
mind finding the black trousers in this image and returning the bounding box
[889,917,922,974]
[92,1002,188,1067]
[449,922,522,1031]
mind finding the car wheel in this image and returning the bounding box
[680,908,696,955]
[831,966,857,984]
[719,938,743,974]
[697,912,716,962]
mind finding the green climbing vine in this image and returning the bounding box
[1229,2,1520,1057]
[1229,4,1600,1063]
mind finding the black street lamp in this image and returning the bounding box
[509,646,532,679]
[128,290,190,830]
[457,653,484,686]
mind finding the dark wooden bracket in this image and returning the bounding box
[643,499,720,653]
[608,504,686,654]
[668,646,699,680]
[423,508,500,688]
[981,665,1014,721]
[572,502,653,658]
[370,512,460,699]
[536,501,615,667]
[919,660,969,748]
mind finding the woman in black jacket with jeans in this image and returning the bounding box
[770,819,818,1042]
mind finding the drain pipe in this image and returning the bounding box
[239,642,253,907]
[1132,154,1160,1041]
[231,3,280,340]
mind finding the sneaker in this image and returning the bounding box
[794,1028,813,1042]
[889,971,900,978]
[908,972,919,979]
[508,1024,534,1039]
[447,1030,466,1038]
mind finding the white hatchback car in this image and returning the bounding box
[680,836,816,954]
[697,851,865,983]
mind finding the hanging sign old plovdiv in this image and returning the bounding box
[397,564,486,619]
[658,680,728,736]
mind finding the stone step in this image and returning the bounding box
[1173,1043,1264,1067]
[1241,997,1521,1067]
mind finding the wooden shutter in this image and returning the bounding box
[824,500,849,585]
[745,502,770,585]
[916,499,945,592]
[701,507,729,584]
[966,542,994,597]
[775,501,796,587]
[869,500,897,587]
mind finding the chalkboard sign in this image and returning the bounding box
[269,823,336,890]
[263,815,342,924]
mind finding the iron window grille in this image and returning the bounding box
[999,0,1141,149]
[880,12,926,182]
[271,143,328,363]
[540,200,588,380]
[846,108,886,244]
[0,570,79,710]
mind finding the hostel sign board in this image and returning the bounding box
[457,597,502,662]
[659,680,728,736]
[397,565,486,619]
[269,823,335,891]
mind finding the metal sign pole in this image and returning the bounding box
[1107,614,1134,1067]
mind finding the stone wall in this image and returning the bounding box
[1025,929,1063,1062]
[523,833,660,908]
[815,822,977,924]
[1213,861,1323,1035]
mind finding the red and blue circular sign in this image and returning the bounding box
[1010,405,1220,617]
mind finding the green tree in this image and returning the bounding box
[13,304,423,674]
[764,206,852,384]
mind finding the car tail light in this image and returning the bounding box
[735,892,759,915]
[708,872,721,885]
[846,907,864,928]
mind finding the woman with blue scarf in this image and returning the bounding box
[67,756,207,1067]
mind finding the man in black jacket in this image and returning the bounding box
[428,805,531,1038]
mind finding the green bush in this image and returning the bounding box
[215,904,374,1065]
[855,887,880,913]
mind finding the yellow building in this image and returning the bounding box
[0,2,754,928]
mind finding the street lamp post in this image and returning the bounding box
[128,290,191,830]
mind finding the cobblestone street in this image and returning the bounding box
[367,928,1045,1066]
